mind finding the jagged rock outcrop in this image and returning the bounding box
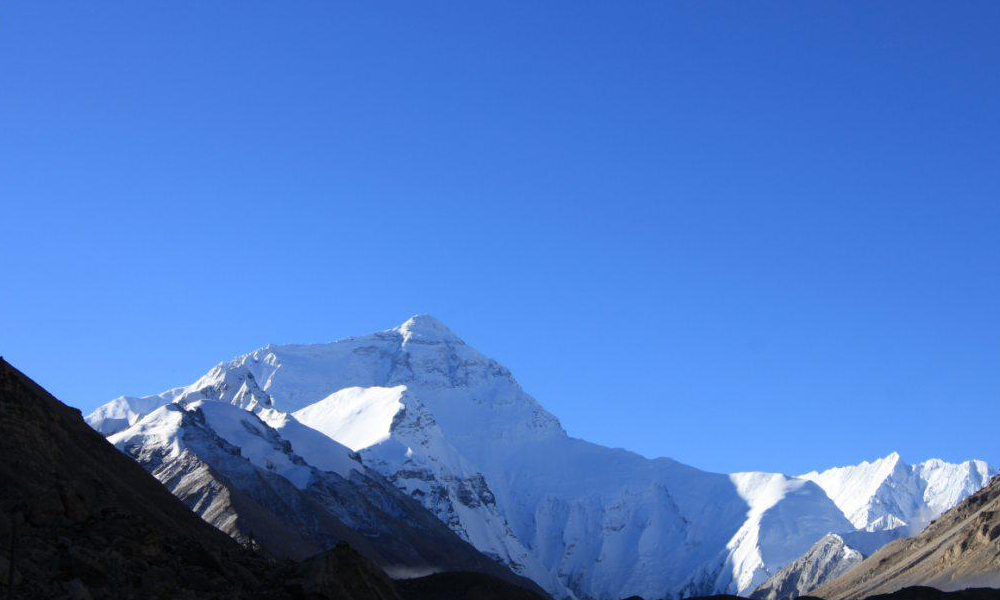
[751,534,864,600]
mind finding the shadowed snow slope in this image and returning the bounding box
[88,315,996,600]
[708,473,854,594]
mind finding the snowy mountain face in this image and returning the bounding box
[106,399,544,591]
[689,472,854,595]
[88,316,996,600]
[799,453,996,533]
[87,364,272,435]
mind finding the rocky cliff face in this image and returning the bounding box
[751,534,864,600]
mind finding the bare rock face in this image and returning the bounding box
[751,534,864,600]
[813,475,1000,600]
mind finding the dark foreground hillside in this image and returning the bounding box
[0,358,286,598]
[0,358,544,600]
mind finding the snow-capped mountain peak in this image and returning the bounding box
[87,317,997,600]
[86,394,168,435]
[395,314,462,345]
[799,452,912,531]
[86,363,273,435]
[800,452,997,533]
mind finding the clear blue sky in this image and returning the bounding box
[2,2,998,475]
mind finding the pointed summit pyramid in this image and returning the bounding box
[800,452,920,531]
[394,314,462,344]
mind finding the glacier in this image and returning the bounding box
[88,315,997,600]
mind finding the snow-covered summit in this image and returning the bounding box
[395,314,462,344]
[86,394,166,435]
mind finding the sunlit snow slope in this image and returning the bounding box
[800,452,995,533]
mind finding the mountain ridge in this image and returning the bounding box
[85,316,996,600]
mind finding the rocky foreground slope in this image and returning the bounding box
[812,474,1000,599]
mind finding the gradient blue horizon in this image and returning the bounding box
[2,2,998,475]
